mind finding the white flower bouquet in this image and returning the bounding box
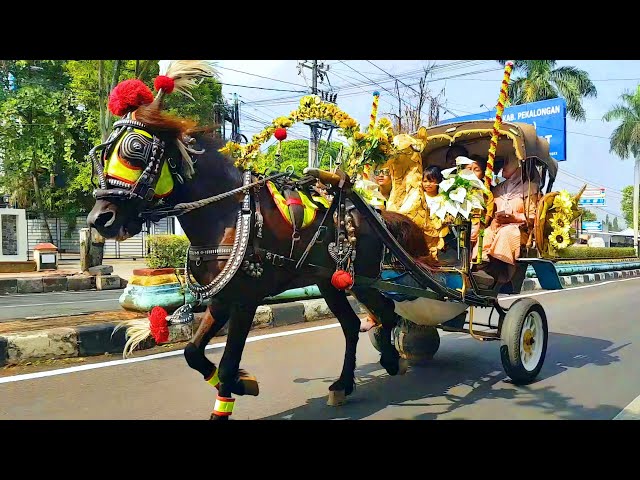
[431,160,490,222]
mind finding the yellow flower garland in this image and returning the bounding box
[219,95,397,175]
[544,189,581,255]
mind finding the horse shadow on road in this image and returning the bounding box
[260,331,630,420]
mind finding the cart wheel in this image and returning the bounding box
[368,324,385,353]
[394,318,440,366]
[500,298,548,385]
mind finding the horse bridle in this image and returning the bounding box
[88,116,187,218]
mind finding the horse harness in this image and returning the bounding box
[186,170,346,305]
[89,117,355,319]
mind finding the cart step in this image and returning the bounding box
[517,258,562,290]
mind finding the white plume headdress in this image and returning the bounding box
[155,60,219,100]
[153,60,220,178]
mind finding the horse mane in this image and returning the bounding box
[380,210,430,257]
[134,104,232,181]
[134,104,204,178]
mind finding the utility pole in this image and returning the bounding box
[298,60,330,169]
[634,159,639,256]
[231,93,240,143]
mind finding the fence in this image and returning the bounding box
[25,214,177,260]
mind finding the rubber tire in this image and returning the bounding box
[368,324,385,353]
[394,319,440,366]
[499,297,548,385]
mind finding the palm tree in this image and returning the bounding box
[602,86,640,255]
[497,60,597,121]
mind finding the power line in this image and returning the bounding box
[366,60,422,97]
[220,82,307,93]
[337,60,412,109]
[217,65,308,88]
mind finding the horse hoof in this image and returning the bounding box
[327,389,347,406]
[239,376,260,396]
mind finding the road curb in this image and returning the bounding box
[0,275,126,295]
[1,270,639,367]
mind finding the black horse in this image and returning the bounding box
[87,67,429,420]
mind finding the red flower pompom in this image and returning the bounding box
[148,306,170,344]
[331,270,354,290]
[154,75,175,94]
[274,128,287,141]
[108,79,154,117]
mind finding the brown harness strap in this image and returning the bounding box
[283,189,305,257]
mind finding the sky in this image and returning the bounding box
[213,60,640,229]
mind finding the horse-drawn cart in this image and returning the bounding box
[88,60,586,418]
[304,117,583,385]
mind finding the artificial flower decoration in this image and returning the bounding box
[432,165,490,221]
[549,212,570,231]
[549,228,571,250]
[538,188,584,256]
[220,94,397,174]
[353,177,388,207]
[552,190,574,213]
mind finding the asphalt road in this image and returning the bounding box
[1,277,640,420]
[0,289,124,321]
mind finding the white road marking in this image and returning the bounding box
[0,323,341,384]
[2,298,118,308]
[2,272,640,421]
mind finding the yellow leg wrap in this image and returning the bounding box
[213,395,235,416]
[206,368,220,389]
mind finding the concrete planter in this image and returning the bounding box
[119,268,195,313]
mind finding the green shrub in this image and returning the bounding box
[145,234,190,269]
[556,247,637,260]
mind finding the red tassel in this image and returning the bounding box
[108,79,154,116]
[274,128,287,141]
[149,306,169,344]
[331,270,353,290]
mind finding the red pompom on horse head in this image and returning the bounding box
[107,79,154,117]
[331,270,354,290]
[148,306,170,344]
[154,75,175,94]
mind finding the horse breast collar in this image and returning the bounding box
[183,170,253,302]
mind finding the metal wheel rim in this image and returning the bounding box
[519,310,544,371]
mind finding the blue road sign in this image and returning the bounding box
[578,188,606,207]
[439,98,567,161]
[582,220,603,232]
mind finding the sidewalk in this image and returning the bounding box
[0,256,146,294]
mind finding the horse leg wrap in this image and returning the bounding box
[212,395,235,417]
[205,368,220,389]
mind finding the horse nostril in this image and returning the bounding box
[95,211,116,228]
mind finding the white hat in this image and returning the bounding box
[455,155,474,166]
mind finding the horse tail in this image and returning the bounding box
[112,306,174,358]
[112,319,152,358]
[380,210,430,257]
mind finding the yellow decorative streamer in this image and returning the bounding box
[475,61,514,264]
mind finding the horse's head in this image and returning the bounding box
[87,62,218,240]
